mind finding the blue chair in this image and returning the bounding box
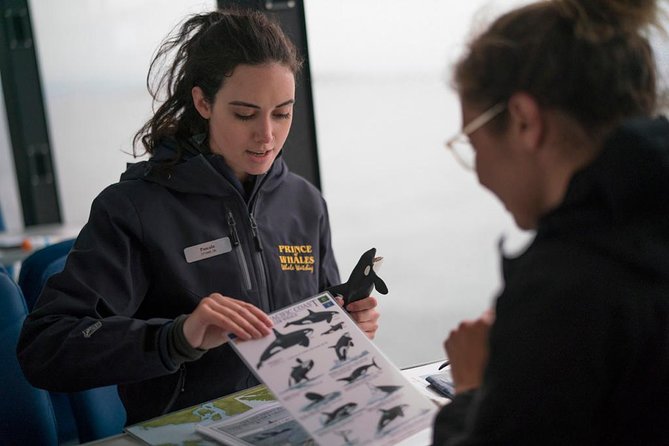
[17,239,80,443]
[0,207,15,279]
[18,238,76,310]
[69,387,127,442]
[19,243,127,443]
[0,264,59,445]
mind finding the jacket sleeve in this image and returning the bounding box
[317,197,340,290]
[17,185,177,392]
[433,271,613,445]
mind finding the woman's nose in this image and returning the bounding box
[254,117,273,144]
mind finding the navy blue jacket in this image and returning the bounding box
[433,117,669,445]
[18,146,340,424]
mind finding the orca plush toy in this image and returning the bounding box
[326,247,388,305]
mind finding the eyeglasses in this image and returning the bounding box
[445,102,506,170]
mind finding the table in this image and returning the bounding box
[81,359,449,446]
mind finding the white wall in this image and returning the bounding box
[305,1,538,366]
[29,0,216,228]
[8,0,669,367]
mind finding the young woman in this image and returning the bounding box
[436,0,669,444]
[18,9,379,424]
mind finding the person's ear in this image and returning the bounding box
[192,86,212,120]
[507,92,544,153]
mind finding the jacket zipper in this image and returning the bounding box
[221,172,273,311]
[249,213,263,252]
[227,210,252,291]
[249,210,273,311]
[162,364,186,415]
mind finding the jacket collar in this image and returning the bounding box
[540,115,669,234]
[502,116,669,282]
[120,141,289,198]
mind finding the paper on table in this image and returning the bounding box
[196,401,311,446]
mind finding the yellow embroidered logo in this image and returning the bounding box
[278,244,315,273]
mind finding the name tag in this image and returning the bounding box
[184,237,232,263]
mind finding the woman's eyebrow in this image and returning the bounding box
[228,99,295,109]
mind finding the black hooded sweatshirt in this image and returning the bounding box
[433,117,669,445]
[17,145,340,424]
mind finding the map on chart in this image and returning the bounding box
[125,385,279,445]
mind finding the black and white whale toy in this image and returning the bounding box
[326,247,388,305]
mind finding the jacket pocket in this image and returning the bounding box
[234,245,253,291]
[227,209,252,291]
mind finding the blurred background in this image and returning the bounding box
[2,0,668,368]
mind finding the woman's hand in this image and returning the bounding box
[183,293,273,350]
[444,309,494,394]
[336,296,380,339]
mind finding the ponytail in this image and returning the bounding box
[556,0,660,40]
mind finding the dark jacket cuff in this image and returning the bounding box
[159,315,207,369]
[432,389,477,445]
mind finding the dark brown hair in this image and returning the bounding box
[133,8,303,158]
[453,0,661,136]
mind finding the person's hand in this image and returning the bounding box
[336,296,380,339]
[444,309,494,394]
[183,293,273,350]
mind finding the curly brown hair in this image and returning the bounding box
[133,8,303,159]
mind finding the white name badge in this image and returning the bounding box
[184,237,232,263]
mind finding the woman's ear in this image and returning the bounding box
[507,92,544,154]
[192,86,212,120]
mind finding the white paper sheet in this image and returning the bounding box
[227,292,437,446]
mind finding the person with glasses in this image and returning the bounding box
[435,0,669,444]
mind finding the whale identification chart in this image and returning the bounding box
[213,292,436,446]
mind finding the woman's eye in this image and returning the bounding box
[235,113,255,121]
[273,113,291,120]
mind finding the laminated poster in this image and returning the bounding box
[202,291,436,446]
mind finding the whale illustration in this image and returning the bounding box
[336,358,380,384]
[289,358,314,386]
[322,402,357,426]
[325,247,388,305]
[256,328,314,368]
[322,321,345,335]
[329,332,354,361]
[369,383,403,396]
[253,428,291,440]
[302,391,341,411]
[377,404,409,431]
[284,309,339,327]
[305,392,326,403]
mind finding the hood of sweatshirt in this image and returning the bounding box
[538,116,669,280]
[119,139,289,199]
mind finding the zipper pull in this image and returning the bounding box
[226,210,240,246]
[179,364,186,392]
[249,214,263,252]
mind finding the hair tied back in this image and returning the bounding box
[554,0,662,41]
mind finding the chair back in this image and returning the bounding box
[16,239,83,442]
[23,245,127,442]
[18,238,76,309]
[0,264,59,445]
[70,386,127,442]
[19,240,126,443]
